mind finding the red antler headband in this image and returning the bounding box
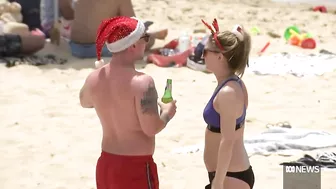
[201,18,224,51]
[202,19,245,51]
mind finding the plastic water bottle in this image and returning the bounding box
[194,34,209,60]
[177,32,190,53]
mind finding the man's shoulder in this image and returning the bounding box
[84,69,101,86]
[132,72,156,91]
[133,72,154,83]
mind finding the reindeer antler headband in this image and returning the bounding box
[201,19,244,51]
[201,18,224,51]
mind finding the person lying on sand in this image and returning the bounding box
[79,16,176,189]
[0,33,45,57]
[40,0,168,58]
[201,19,255,189]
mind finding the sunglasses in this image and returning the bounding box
[140,33,150,42]
[203,48,250,67]
[202,48,221,57]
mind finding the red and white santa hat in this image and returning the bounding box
[95,16,145,68]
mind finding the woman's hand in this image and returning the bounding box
[211,177,224,189]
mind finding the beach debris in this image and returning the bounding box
[319,49,335,55]
[3,54,67,68]
[193,28,206,33]
[267,31,280,38]
[266,122,292,129]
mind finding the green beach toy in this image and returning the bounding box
[284,26,300,41]
[305,33,313,38]
[250,26,260,35]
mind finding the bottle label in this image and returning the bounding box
[166,83,172,92]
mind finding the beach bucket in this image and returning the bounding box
[284,26,300,41]
[289,36,300,46]
[301,38,316,49]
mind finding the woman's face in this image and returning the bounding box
[203,41,226,73]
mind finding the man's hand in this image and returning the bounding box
[158,100,177,125]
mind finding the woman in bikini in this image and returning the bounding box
[201,19,254,189]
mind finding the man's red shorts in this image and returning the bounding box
[96,151,159,189]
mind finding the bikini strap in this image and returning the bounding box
[211,76,240,99]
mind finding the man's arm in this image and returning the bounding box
[118,0,136,17]
[135,75,170,137]
[79,77,94,108]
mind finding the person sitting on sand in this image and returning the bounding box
[41,0,168,58]
[0,1,45,57]
[201,19,254,189]
[79,16,177,189]
[8,0,42,30]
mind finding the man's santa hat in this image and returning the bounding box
[95,16,145,68]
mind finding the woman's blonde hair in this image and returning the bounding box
[209,26,251,77]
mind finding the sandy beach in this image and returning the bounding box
[1,0,336,189]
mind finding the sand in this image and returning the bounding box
[1,0,336,189]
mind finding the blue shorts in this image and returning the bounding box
[69,41,112,58]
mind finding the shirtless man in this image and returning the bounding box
[41,0,167,58]
[79,16,176,189]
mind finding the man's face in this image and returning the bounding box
[133,33,150,59]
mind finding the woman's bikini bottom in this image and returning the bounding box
[205,166,255,189]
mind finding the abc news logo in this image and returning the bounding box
[285,165,320,173]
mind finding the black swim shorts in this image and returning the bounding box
[0,34,22,57]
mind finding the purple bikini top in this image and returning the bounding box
[203,76,246,131]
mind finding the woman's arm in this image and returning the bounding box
[213,86,238,187]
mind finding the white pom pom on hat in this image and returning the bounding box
[95,59,105,69]
[94,16,145,68]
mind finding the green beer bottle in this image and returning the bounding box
[161,79,173,103]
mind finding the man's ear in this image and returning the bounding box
[218,53,224,60]
[126,45,136,52]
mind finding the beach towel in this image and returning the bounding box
[172,127,336,156]
[247,52,336,77]
[280,152,336,169]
